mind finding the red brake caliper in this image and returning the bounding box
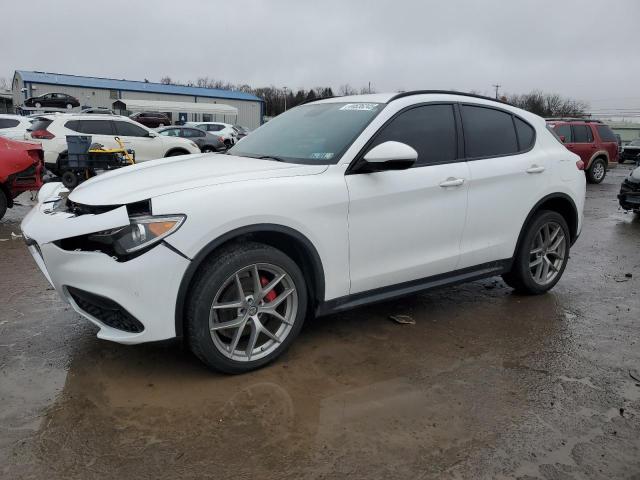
[261,276,277,302]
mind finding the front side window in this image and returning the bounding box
[229,102,382,164]
[159,128,180,137]
[554,124,572,142]
[367,104,457,166]
[461,105,518,158]
[114,121,148,137]
[572,125,593,143]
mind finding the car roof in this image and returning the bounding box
[37,113,138,122]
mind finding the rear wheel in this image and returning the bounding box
[502,210,570,295]
[186,242,308,374]
[0,189,7,220]
[66,103,73,109]
[586,158,606,184]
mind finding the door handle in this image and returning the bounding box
[439,177,465,187]
[526,165,545,174]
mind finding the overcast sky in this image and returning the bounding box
[3,0,638,114]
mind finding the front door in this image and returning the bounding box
[346,104,469,294]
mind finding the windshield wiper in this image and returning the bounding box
[258,155,286,162]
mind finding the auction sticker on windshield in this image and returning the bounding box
[339,103,380,111]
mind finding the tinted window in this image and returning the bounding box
[183,128,205,138]
[461,105,517,158]
[66,120,114,135]
[368,104,457,166]
[202,124,223,132]
[0,119,20,128]
[596,125,617,142]
[572,125,592,143]
[554,124,572,142]
[159,128,180,137]
[114,121,148,137]
[29,119,52,132]
[514,117,535,150]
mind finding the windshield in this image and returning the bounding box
[228,102,383,164]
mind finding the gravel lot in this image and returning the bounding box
[1,166,639,479]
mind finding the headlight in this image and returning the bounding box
[88,215,185,256]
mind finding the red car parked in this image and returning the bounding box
[546,119,619,184]
[0,137,44,220]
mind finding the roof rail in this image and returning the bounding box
[389,90,511,105]
[545,117,602,123]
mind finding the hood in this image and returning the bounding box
[69,153,327,205]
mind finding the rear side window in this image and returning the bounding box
[461,105,518,158]
[596,125,617,142]
[66,120,115,135]
[368,104,457,166]
[0,119,20,128]
[114,121,148,137]
[572,125,593,143]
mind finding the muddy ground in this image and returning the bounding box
[1,166,639,480]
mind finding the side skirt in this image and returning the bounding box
[316,259,512,316]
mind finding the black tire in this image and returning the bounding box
[66,103,73,109]
[0,189,7,220]
[34,102,41,108]
[186,242,308,374]
[61,170,79,189]
[224,139,231,148]
[586,158,606,184]
[202,146,215,153]
[502,210,570,295]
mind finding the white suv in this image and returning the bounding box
[22,92,585,373]
[0,114,33,140]
[26,113,200,173]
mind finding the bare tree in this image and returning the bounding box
[160,76,173,85]
[506,90,588,117]
[338,84,358,96]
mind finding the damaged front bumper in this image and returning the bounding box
[618,179,640,211]
[21,184,190,344]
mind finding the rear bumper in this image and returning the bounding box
[21,199,190,344]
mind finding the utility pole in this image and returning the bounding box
[368,81,371,94]
[492,84,501,99]
[283,86,288,111]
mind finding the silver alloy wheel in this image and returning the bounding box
[209,263,297,362]
[529,221,566,286]
[592,161,605,181]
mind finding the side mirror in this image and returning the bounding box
[559,135,566,143]
[356,141,418,173]
[148,131,158,138]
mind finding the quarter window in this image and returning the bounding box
[572,125,593,143]
[514,117,535,150]
[159,128,180,137]
[461,105,518,158]
[368,104,457,166]
[596,125,617,143]
[114,121,149,137]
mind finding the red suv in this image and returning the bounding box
[129,111,171,128]
[546,119,618,184]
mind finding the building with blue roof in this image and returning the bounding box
[12,70,265,129]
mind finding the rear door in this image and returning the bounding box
[346,103,470,293]
[66,119,117,149]
[459,104,548,268]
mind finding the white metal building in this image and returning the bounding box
[12,71,265,129]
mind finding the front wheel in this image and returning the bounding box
[186,242,308,374]
[586,158,606,184]
[34,102,42,108]
[66,103,73,109]
[502,210,570,295]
